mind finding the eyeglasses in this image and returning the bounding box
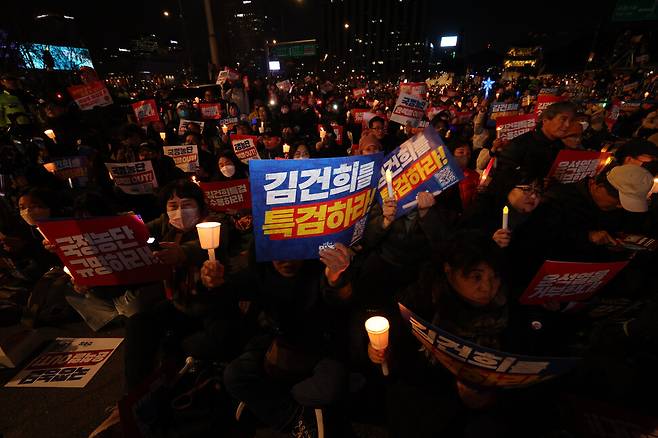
[515,185,543,196]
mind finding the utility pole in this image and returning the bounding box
[204,0,220,77]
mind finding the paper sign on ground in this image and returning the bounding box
[5,338,123,388]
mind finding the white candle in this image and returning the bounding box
[502,205,509,230]
[651,178,658,196]
[385,169,395,200]
[365,316,390,376]
[159,132,166,141]
[282,143,291,154]
[44,129,56,143]
[196,222,221,261]
[222,124,229,134]
[67,178,73,189]
[63,266,73,278]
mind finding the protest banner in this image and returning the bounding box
[426,106,442,120]
[43,156,89,181]
[67,81,113,111]
[400,82,428,98]
[178,119,205,136]
[563,396,658,438]
[352,88,367,99]
[399,303,581,388]
[105,161,158,195]
[230,134,260,164]
[201,179,252,212]
[220,116,239,131]
[350,109,368,125]
[605,99,621,131]
[489,102,520,120]
[547,150,612,184]
[276,80,292,93]
[163,145,199,173]
[539,87,559,95]
[519,260,628,305]
[249,154,383,261]
[216,67,239,85]
[390,93,427,127]
[131,99,159,125]
[535,95,567,118]
[495,114,537,141]
[6,338,122,388]
[377,127,463,219]
[198,103,222,120]
[318,123,344,145]
[37,214,170,287]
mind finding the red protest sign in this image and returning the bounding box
[201,179,252,212]
[352,88,366,99]
[37,215,170,287]
[67,81,113,111]
[426,106,442,120]
[519,260,628,305]
[399,82,427,98]
[547,150,612,184]
[131,99,159,125]
[230,134,260,164]
[535,95,567,118]
[198,103,222,120]
[350,109,368,125]
[495,114,537,141]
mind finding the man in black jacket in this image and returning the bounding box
[494,101,578,180]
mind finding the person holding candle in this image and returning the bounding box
[201,243,356,436]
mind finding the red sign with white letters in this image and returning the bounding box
[37,215,171,287]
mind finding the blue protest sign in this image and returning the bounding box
[250,154,383,261]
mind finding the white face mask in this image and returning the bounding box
[167,207,200,231]
[220,165,236,177]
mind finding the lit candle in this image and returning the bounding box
[222,124,229,135]
[259,121,265,134]
[44,129,57,143]
[319,127,326,140]
[63,266,73,278]
[645,92,650,99]
[159,132,166,141]
[651,178,658,196]
[502,205,509,230]
[196,222,221,261]
[282,143,290,154]
[191,175,200,186]
[385,169,395,200]
[365,316,390,376]
[67,178,73,189]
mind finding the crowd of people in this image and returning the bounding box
[1,65,658,438]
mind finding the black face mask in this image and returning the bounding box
[642,160,658,176]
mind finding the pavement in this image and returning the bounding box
[0,320,387,438]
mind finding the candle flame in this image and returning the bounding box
[385,169,392,183]
[503,206,509,215]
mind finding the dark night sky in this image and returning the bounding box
[3,0,620,57]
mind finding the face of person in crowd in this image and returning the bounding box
[280,105,290,115]
[176,104,190,119]
[588,179,621,211]
[542,111,574,140]
[562,123,583,150]
[444,262,501,307]
[229,106,239,117]
[184,134,202,148]
[166,194,201,231]
[204,90,216,103]
[360,140,381,156]
[258,106,268,121]
[453,145,471,170]
[138,148,158,161]
[218,157,236,178]
[18,195,51,227]
[293,144,311,159]
[272,260,304,278]
[236,125,250,135]
[263,135,281,150]
[371,121,386,140]
[507,184,542,213]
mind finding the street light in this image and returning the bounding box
[163,10,170,17]
[344,23,350,29]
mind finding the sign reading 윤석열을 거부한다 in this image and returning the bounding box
[377,127,464,219]
[5,338,123,388]
[36,214,171,288]
[249,154,384,261]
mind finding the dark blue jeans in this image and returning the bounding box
[223,334,347,431]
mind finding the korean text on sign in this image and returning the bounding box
[378,127,464,219]
[37,215,171,287]
[231,134,260,164]
[163,145,199,173]
[535,95,567,118]
[201,179,252,212]
[547,150,611,184]
[399,304,581,388]
[105,161,158,195]
[519,260,629,305]
[198,103,222,120]
[390,93,427,127]
[250,154,383,261]
[495,114,537,141]
[67,81,113,111]
[43,156,89,180]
